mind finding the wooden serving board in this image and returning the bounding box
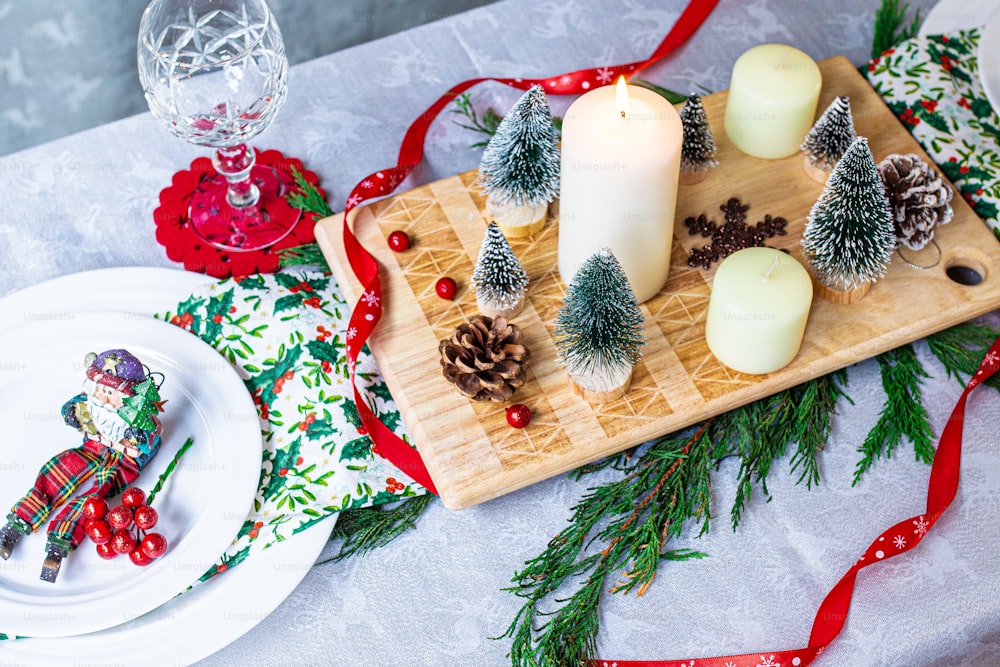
[316,56,1000,510]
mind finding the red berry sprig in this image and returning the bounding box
[84,492,167,566]
[82,436,195,568]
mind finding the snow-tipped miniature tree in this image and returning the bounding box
[801,95,856,180]
[553,248,645,401]
[679,93,718,182]
[478,85,559,237]
[801,136,895,300]
[472,222,529,318]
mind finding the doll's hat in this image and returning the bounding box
[85,349,146,395]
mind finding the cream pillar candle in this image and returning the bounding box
[558,77,682,303]
[724,44,822,159]
[705,247,813,375]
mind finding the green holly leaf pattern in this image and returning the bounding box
[339,436,372,462]
[867,27,1000,232]
[158,268,424,585]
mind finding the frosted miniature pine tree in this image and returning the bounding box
[679,94,718,176]
[553,248,645,401]
[801,95,855,173]
[472,222,529,319]
[478,85,559,237]
[801,136,895,297]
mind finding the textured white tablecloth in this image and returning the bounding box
[4,0,1000,665]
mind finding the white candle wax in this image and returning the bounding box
[724,44,822,159]
[558,79,682,303]
[705,247,813,375]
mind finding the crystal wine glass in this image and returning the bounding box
[138,0,299,251]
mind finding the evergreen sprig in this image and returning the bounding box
[727,370,849,527]
[872,0,922,58]
[286,168,334,218]
[278,243,330,270]
[502,322,1000,664]
[926,322,1000,391]
[451,92,504,148]
[852,344,934,485]
[278,169,334,270]
[630,78,689,104]
[502,424,715,667]
[321,494,434,563]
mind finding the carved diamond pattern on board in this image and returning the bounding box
[467,382,572,468]
[491,418,571,468]
[528,267,568,332]
[592,360,673,438]
[674,336,755,400]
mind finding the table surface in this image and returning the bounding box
[3,0,1000,665]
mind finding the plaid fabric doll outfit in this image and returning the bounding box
[0,349,162,582]
[8,399,154,550]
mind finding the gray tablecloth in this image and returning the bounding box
[4,0,1000,665]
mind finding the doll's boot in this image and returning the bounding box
[40,541,69,583]
[0,522,23,560]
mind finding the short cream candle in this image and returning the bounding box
[724,44,822,159]
[705,247,813,375]
[558,77,682,303]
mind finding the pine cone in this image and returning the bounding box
[878,153,954,250]
[439,315,529,402]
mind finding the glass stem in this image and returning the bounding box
[212,144,260,209]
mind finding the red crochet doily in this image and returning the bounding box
[153,148,323,278]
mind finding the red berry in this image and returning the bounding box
[129,548,153,566]
[121,488,146,508]
[435,277,457,300]
[134,506,159,531]
[140,533,168,559]
[82,497,108,520]
[505,404,532,429]
[95,543,117,560]
[110,529,137,555]
[85,519,112,545]
[387,230,411,252]
[108,504,133,530]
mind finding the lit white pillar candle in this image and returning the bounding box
[705,247,813,375]
[724,44,822,159]
[558,77,682,303]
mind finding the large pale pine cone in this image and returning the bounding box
[439,315,529,402]
[878,153,954,250]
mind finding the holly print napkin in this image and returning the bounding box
[160,269,424,581]
[866,28,1000,235]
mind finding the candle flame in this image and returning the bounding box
[615,75,629,119]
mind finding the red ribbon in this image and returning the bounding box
[594,339,1000,666]
[339,0,719,496]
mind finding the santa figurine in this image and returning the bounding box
[0,349,164,582]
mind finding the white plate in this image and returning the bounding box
[0,312,262,637]
[919,0,1000,35]
[0,268,332,659]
